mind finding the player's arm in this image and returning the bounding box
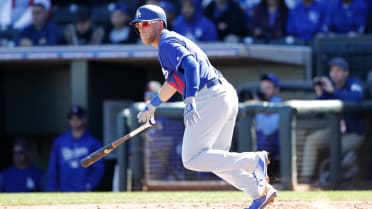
[180,55,200,127]
[157,82,177,102]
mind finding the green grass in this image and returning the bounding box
[0,191,372,205]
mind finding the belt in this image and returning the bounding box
[206,78,222,88]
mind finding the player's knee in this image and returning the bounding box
[182,156,199,171]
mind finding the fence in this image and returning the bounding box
[313,35,372,79]
[115,100,372,191]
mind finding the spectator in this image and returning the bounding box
[286,0,325,44]
[0,139,44,192]
[47,105,105,192]
[0,0,51,30]
[301,57,365,184]
[159,1,177,30]
[15,1,60,46]
[323,0,367,36]
[254,73,282,179]
[203,0,247,42]
[103,3,137,44]
[62,7,104,45]
[250,0,288,43]
[173,0,217,42]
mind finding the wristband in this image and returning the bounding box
[150,95,163,107]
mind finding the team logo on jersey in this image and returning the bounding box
[161,68,169,79]
[351,84,362,92]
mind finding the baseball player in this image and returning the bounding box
[132,5,277,209]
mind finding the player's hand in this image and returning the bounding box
[137,102,156,123]
[184,97,200,127]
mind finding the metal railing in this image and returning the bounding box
[116,100,372,191]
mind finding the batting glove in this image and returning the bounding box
[184,97,200,127]
[137,102,156,123]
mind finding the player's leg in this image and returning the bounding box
[210,100,273,202]
[210,110,267,198]
[181,83,260,173]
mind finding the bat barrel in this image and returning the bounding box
[80,144,115,168]
[80,121,155,168]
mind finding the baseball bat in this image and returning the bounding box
[80,119,155,168]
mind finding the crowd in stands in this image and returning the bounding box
[1,0,372,47]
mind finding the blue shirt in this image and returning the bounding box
[318,77,364,134]
[173,0,218,42]
[255,95,282,160]
[286,0,325,41]
[47,130,105,192]
[158,30,221,97]
[0,165,44,192]
[255,95,282,135]
[323,0,367,34]
[16,21,60,46]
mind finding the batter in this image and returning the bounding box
[132,4,277,209]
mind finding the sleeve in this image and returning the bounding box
[318,80,364,101]
[159,40,192,72]
[181,55,200,98]
[85,140,105,191]
[333,82,364,101]
[47,140,60,191]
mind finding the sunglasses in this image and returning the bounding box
[135,21,159,29]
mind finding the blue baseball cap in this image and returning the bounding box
[67,105,86,118]
[328,57,349,71]
[260,73,280,87]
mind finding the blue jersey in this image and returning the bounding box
[47,130,105,192]
[0,165,44,192]
[323,0,367,34]
[158,30,220,96]
[173,0,218,42]
[286,0,325,41]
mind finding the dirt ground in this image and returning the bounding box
[1,201,371,209]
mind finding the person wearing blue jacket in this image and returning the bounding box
[47,105,104,192]
[323,0,367,35]
[16,2,60,46]
[301,57,365,184]
[254,73,282,180]
[286,0,325,43]
[173,0,218,42]
[0,139,44,192]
